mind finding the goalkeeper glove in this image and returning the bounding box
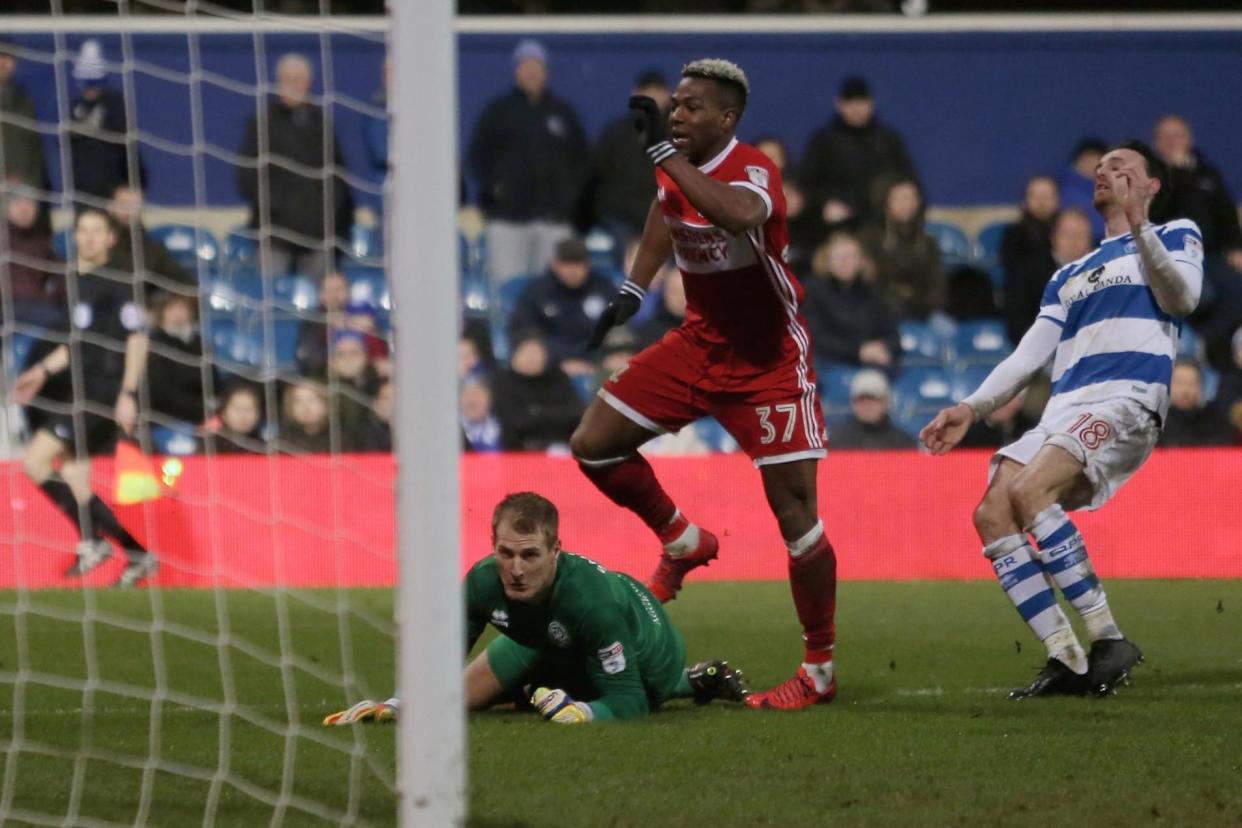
[531,687,594,725]
[322,697,399,726]
[630,95,677,165]
[586,280,645,351]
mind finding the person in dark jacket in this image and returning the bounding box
[1000,175,1060,345]
[69,40,144,208]
[506,237,615,375]
[237,53,352,279]
[295,271,350,378]
[828,369,916,450]
[798,75,918,233]
[206,383,266,455]
[859,177,944,320]
[1,44,51,233]
[106,184,194,297]
[590,69,669,244]
[1153,115,1242,266]
[145,293,214,429]
[633,265,687,349]
[490,332,583,451]
[460,376,502,453]
[279,379,337,453]
[802,231,900,372]
[2,189,64,330]
[467,39,588,283]
[1159,359,1234,448]
[354,380,393,453]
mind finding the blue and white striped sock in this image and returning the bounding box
[984,534,1087,673]
[1027,505,1122,642]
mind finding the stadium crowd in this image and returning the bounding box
[3,38,1242,458]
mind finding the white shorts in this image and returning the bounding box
[990,397,1160,510]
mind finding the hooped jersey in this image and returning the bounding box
[655,138,809,367]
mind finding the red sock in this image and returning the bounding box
[578,454,677,535]
[788,534,837,658]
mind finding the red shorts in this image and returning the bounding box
[599,328,828,466]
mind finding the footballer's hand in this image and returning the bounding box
[115,392,138,436]
[1108,168,1150,228]
[12,365,47,405]
[531,687,594,724]
[586,281,645,351]
[629,95,675,165]
[920,402,975,455]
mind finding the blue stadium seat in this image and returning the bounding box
[1202,364,1220,403]
[461,269,490,318]
[975,221,1008,265]
[208,318,261,369]
[350,224,382,261]
[226,267,265,304]
[585,227,620,270]
[924,221,973,267]
[497,274,537,328]
[1176,325,1202,360]
[893,365,953,411]
[53,227,73,260]
[949,363,995,403]
[897,320,944,367]
[344,265,389,309]
[224,228,259,266]
[948,319,1012,366]
[150,223,219,270]
[693,418,738,453]
[570,372,596,403]
[5,332,36,374]
[892,404,940,442]
[817,362,862,412]
[150,423,199,456]
[272,275,317,311]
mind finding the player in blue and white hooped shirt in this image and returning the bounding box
[920,141,1202,699]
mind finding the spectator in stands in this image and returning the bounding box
[69,40,144,208]
[295,271,350,377]
[467,39,588,283]
[1153,114,1242,271]
[828,369,916,450]
[460,376,502,453]
[0,43,51,233]
[1000,175,1059,345]
[490,331,583,451]
[354,379,393,453]
[106,184,194,296]
[459,335,485,381]
[145,292,213,430]
[360,59,389,181]
[595,326,641,393]
[237,53,352,279]
[1056,137,1106,240]
[1160,359,1233,447]
[326,330,379,440]
[1050,208,1094,266]
[634,265,686,348]
[860,177,944,321]
[506,237,615,376]
[280,379,335,453]
[591,69,669,245]
[207,383,265,455]
[799,75,918,233]
[756,135,820,273]
[2,186,64,329]
[1214,327,1242,419]
[801,231,900,371]
[343,300,390,379]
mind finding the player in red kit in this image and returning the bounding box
[570,59,838,710]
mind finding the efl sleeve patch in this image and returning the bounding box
[596,641,627,675]
[1182,233,1203,262]
[744,165,770,191]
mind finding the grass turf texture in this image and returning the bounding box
[0,581,1238,827]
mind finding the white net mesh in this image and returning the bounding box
[0,4,400,824]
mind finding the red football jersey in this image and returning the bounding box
[655,137,808,366]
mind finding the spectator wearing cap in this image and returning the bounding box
[828,369,917,450]
[237,52,352,279]
[2,187,64,330]
[798,75,919,234]
[1159,358,1234,448]
[343,299,390,378]
[1056,137,1106,240]
[459,376,502,453]
[590,69,670,245]
[69,40,145,208]
[1000,175,1060,345]
[801,231,900,372]
[325,329,379,441]
[506,237,617,376]
[490,331,583,452]
[466,39,588,284]
[1,43,51,232]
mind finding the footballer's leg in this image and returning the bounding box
[1009,443,1142,695]
[571,358,717,603]
[23,430,114,577]
[746,459,839,710]
[977,457,1088,698]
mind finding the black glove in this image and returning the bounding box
[629,95,676,165]
[587,281,646,351]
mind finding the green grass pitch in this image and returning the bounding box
[0,580,1239,826]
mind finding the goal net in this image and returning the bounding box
[0,4,459,824]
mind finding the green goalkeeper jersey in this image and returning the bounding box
[465,552,686,721]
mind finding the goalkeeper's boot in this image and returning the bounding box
[647,520,719,603]
[113,553,158,588]
[1087,638,1143,696]
[64,539,113,578]
[745,666,836,710]
[323,698,398,726]
[1007,658,1090,700]
[688,660,749,705]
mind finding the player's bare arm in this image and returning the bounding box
[630,198,673,291]
[115,332,149,436]
[12,344,69,405]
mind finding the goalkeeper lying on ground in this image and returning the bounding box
[325,491,747,725]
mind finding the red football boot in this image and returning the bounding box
[646,522,719,603]
[745,667,837,710]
